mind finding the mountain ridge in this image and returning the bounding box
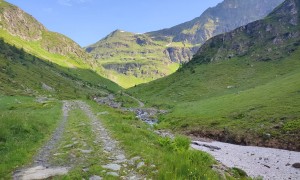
[86,0,285,88]
[0,0,87,61]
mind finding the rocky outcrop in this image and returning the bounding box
[0,4,45,41]
[164,46,199,63]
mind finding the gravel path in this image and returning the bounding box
[76,101,143,179]
[192,140,300,180]
[14,100,143,179]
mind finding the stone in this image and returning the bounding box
[103,164,121,171]
[63,144,73,148]
[89,175,102,180]
[107,172,119,177]
[80,149,92,154]
[116,154,126,160]
[13,166,69,180]
[129,176,136,180]
[292,163,300,169]
[137,162,145,169]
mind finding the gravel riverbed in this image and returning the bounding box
[192,140,300,180]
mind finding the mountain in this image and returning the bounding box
[148,0,285,45]
[86,0,284,88]
[128,0,300,151]
[0,1,87,62]
[86,30,182,88]
[0,0,121,96]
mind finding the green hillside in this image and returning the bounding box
[0,38,119,98]
[128,0,300,151]
[0,0,121,93]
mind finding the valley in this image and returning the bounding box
[0,0,300,179]
[86,0,284,88]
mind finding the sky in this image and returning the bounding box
[6,0,223,47]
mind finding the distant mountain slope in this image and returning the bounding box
[86,30,182,88]
[0,0,121,94]
[128,0,300,151]
[148,0,285,45]
[87,0,284,88]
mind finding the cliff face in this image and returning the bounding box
[192,0,299,64]
[0,1,86,59]
[163,46,199,63]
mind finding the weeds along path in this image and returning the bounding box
[14,100,142,179]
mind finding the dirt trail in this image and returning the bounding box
[122,93,144,108]
[76,101,142,179]
[13,100,142,179]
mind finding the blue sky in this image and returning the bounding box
[6,0,223,47]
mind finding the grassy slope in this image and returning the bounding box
[0,96,61,178]
[0,38,121,98]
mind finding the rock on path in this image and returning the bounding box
[13,166,69,180]
[192,140,300,180]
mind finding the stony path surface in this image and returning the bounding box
[76,101,142,179]
[13,100,143,180]
[192,140,300,180]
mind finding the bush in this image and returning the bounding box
[158,135,190,152]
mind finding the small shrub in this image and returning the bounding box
[232,167,248,177]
